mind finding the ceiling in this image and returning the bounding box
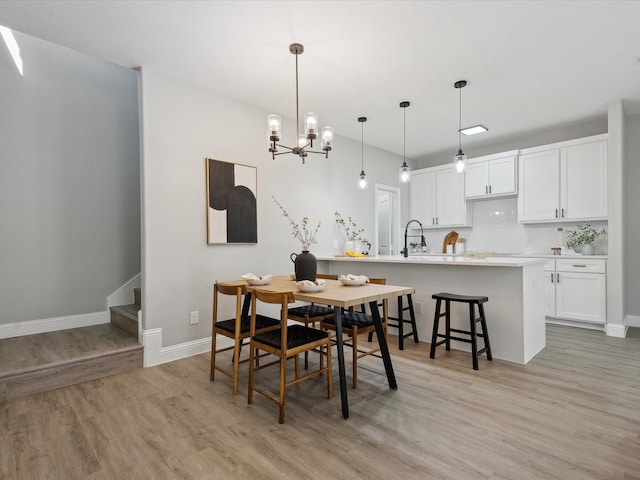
[1,0,639,161]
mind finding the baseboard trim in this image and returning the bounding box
[0,311,109,340]
[606,321,628,338]
[142,328,233,367]
[626,315,640,328]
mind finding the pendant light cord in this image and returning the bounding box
[361,120,364,171]
[458,86,462,151]
[295,51,300,141]
[403,106,406,163]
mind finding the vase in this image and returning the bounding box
[581,244,595,255]
[290,250,317,281]
[343,240,354,254]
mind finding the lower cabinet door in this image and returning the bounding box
[545,271,556,317]
[555,272,606,324]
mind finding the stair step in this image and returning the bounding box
[0,324,143,402]
[110,303,140,337]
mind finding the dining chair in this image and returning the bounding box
[248,288,332,424]
[210,282,280,395]
[287,273,339,369]
[321,277,388,389]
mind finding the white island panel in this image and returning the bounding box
[318,256,545,364]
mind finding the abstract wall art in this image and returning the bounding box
[206,158,257,244]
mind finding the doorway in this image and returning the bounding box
[374,184,401,256]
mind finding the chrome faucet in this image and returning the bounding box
[402,219,426,257]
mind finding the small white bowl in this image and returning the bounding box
[246,277,272,286]
[297,283,326,293]
[340,278,367,286]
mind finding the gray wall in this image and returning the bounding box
[0,31,140,323]
[625,113,640,318]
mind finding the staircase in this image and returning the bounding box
[0,289,143,403]
[110,287,141,338]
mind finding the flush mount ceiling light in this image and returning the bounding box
[358,116,367,189]
[399,101,411,183]
[267,43,333,164]
[460,124,488,136]
[453,80,467,173]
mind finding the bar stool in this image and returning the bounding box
[429,292,492,370]
[367,293,418,350]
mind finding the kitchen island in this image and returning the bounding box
[317,255,546,364]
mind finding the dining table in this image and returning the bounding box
[236,275,415,419]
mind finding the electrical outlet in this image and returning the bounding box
[190,310,199,325]
[333,239,338,248]
[415,302,424,315]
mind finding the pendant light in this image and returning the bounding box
[453,80,467,173]
[357,117,367,189]
[399,101,410,183]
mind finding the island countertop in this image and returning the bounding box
[318,254,546,364]
[317,255,544,268]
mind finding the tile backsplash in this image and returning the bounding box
[420,197,608,255]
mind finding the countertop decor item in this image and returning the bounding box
[267,43,333,163]
[335,212,364,242]
[462,251,495,259]
[565,223,606,255]
[442,231,459,253]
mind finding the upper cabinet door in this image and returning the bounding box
[489,156,517,196]
[560,140,608,221]
[464,162,489,198]
[409,170,436,226]
[518,149,560,222]
[436,168,467,226]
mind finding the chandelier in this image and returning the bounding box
[267,43,334,164]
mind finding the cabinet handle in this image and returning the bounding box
[556,273,560,283]
[432,217,435,225]
[436,217,439,225]
[561,208,565,218]
[485,186,488,194]
[489,185,492,194]
[572,264,587,268]
[555,208,558,218]
[550,273,554,283]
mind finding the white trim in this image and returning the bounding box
[606,321,628,338]
[0,311,109,340]
[519,133,608,155]
[142,328,233,367]
[107,273,142,308]
[626,315,640,328]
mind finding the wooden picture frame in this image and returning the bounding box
[206,158,257,244]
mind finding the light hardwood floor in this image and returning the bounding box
[1,325,639,479]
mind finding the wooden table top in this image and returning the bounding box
[219,275,414,308]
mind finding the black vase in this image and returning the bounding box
[290,250,317,281]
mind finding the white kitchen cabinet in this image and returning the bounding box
[544,258,607,326]
[409,165,470,228]
[465,151,518,199]
[518,134,608,223]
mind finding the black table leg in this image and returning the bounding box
[369,300,397,389]
[333,306,349,419]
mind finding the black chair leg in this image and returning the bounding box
[469,303,479,370]
[406,294,419,344]
[444,300,451,351]
[478,303,493,361]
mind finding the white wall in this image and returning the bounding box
[0,29,140,325]
[138,68,407,347]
